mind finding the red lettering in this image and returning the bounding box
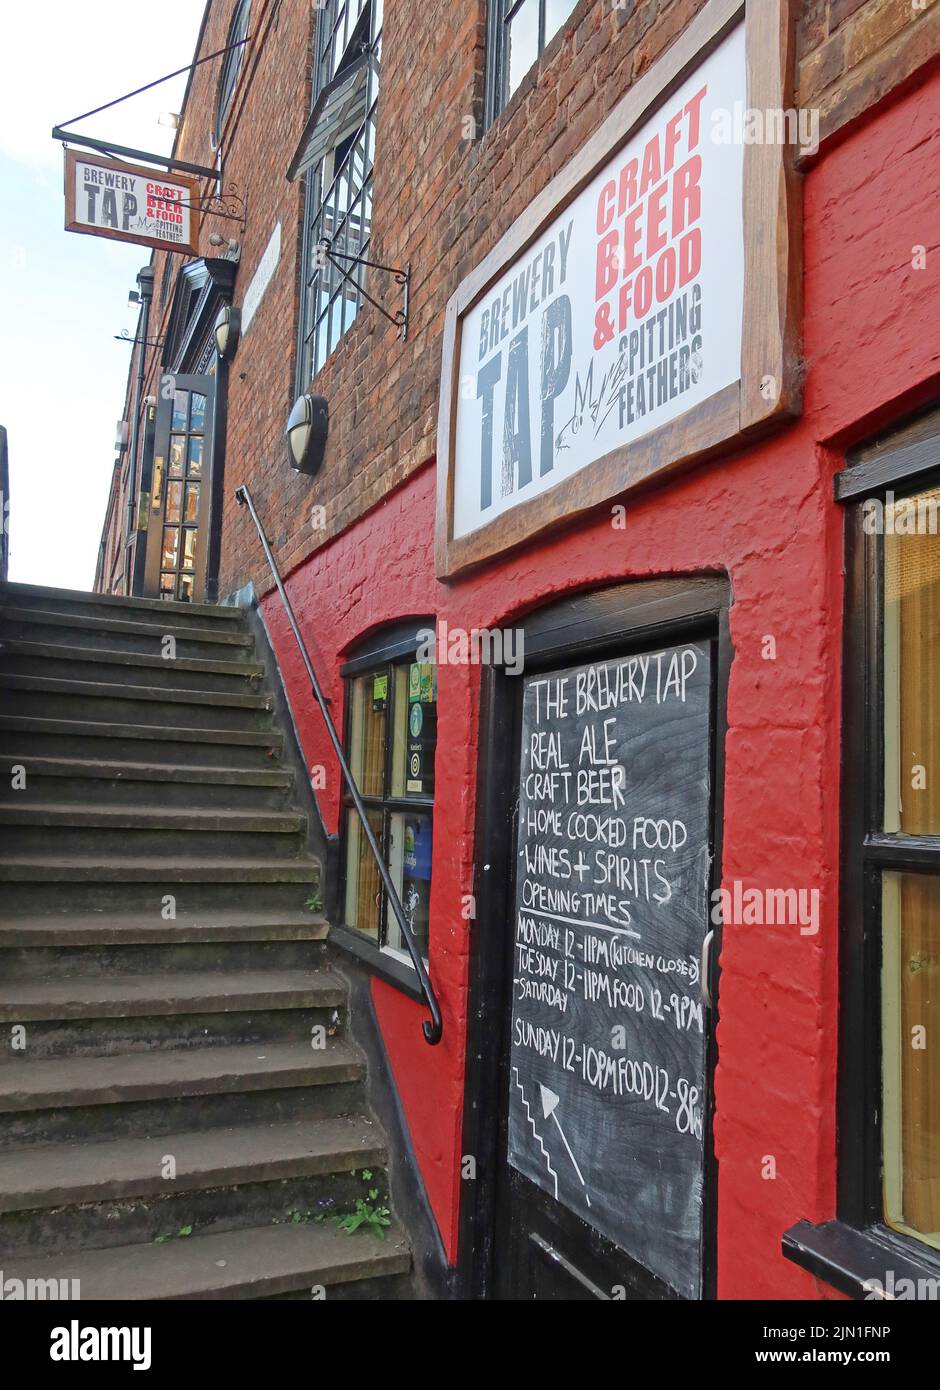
[678,228,702,287]
[595,230,620,300]
[671,155,702,238]
[597,180,616,234]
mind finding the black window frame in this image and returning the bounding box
[485,0,581,127]
[213,0,252,150]
[332,619,437,1000]
[295,0,382,391]
[784,402,940,1297]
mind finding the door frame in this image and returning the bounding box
[142,373,216,602]
[458,574,733,1299]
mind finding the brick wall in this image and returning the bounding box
[798,0,940,141]
[114,0,940,600]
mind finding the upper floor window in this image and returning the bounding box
[214,0,251,148]
[295,0,383,386]
[487,0,578,122]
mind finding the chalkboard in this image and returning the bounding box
[507,638,712,1298]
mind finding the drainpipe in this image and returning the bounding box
[123,264,155,594]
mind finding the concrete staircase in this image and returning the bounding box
[0,581,411,1299]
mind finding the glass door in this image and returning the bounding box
[143,373,214,602]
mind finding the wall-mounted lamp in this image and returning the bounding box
[214,305,241,364]
[208,231,240,254]
[127,289,140,309]
[285,394,329,476]
[158,111,181,129]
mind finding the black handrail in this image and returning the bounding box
[235,485,443,1045]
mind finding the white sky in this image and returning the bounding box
[0,0,206,590]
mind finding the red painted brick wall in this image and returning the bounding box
[260,59,940,1290]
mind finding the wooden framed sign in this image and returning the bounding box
[436,0,801,578]
[64,150,200,255]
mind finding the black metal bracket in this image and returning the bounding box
[50,33,252,184]
[114,331,165,349]
[317,238,410,341]
[177,185,248,229]
[53,127,221,183]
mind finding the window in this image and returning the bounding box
[800,410,940,1291]
[214,0,251,148]
[296,0,383,386]
[879,481,940,1250]
[486,0,578,122]
[341,624,437,968]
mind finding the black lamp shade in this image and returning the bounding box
[286,394,329,475]
[214,305,241,363]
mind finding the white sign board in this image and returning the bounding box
[65,152,198,255]
[451,24,746,541]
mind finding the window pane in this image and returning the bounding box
[387,811,432,959]
[344,809,383,939]
[883,871,940,1250]
[184,483,200,523]
[190,393,206,431]
[187,437,203,478]
[348,671,387,797]
[165,481,182,523]
[883,486,940,833]
[181,528,197,571]
[391,661,437,797]
[506,0,539,100]
[545,0,577,44]
[171,391,188,430]
[168,436,185,478]
[161,526,180,569]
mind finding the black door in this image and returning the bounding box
[490,616,722,1300]
[142,373,215,602]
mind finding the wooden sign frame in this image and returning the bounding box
[64,150,200,256]
[435,0,801,579]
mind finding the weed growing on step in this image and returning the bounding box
[305,890,323,913]
[337,1199,391,1240]
[153,1225,193,1244]
[335,1169,391,1240]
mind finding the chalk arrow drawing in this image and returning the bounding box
[513,1068,558,1198]
[539,1084,591,1206]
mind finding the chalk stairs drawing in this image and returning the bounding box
[0,581,411,1299]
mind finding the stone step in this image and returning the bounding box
[0,804,304,834]
[0,1216,410,1299]
[0,805,308,860]
[0,581,246,628]
[0,675,274,733]
[0,755,295,810]
[0,1040,364,1113]
[0,638,265,693]
[0,714,283,768]
[0,967,343,1023]
[0,607,255,661]
[0,1115,385,1214]
[0,855,320,885]
[0,938,329,983]
[0,909,327,946]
